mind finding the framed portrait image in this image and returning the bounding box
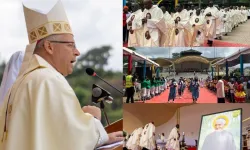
[197,108,242,150]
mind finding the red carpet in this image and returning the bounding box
[143,87,220,103]
[202,40,250,47]
[123,40,250,47]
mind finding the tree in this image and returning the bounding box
[172,53,180,59]
[76,46,112,70]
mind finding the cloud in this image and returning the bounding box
[0,0,122,71]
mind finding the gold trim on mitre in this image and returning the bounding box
[212,115,229,129]
[23,0,73,44]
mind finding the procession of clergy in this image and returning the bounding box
[127,0,249,47]
[124,123,181,150]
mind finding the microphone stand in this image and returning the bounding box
[95,74,123,95]
[100,99,110,125]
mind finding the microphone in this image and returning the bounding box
[86,68,123,94]
[92,84,112,125]
[92,84,113,104]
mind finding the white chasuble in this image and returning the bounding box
[127,129,137,149]
[204,7,219,40]
[190,14,206,46]
[160,11,174,47]
[140,123,156,150]
[169,11,191,47]
[127,9,143,47]
[0,55,107,150]
[131,127,143,150]
[166,127,179,150]
[142,5,164,47]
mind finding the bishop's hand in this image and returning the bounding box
[106,131,124,145]
[82,105,101,121]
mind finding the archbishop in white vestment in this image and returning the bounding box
[0,1,122,150]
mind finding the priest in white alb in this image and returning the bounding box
[140,122,156,150]
[127,3,143,47]
[215,7,224,40]
[169,4,191,47]
[204,1,219,46]
[190,9,205,47]
[126,130,136,149]
[201,118,236,150]
[222,8,232,36]
[160,6,174,47]
[142,0,165,47]
[130,127,143,150]
[0,1,123,150]
[166,124,180,150]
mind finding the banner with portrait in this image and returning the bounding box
[198,108,242,150]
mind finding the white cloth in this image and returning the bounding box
[147,89,151,97]
[204,6,219,40]
[166,127,180,150]
[216,79,225,98]
[190,14,205,46]
[126,129,137,149]
[140,123,156,149]
[169,10,191,47]
[142,5,164,47]
[141,88,147,97]
[201,130,236,150]
[131,127,143,150]
[160,11,174,47]
[127,9,144,47]
[0,51,24,106]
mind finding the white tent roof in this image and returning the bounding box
[123,47,160,67]
[213,47,250,67]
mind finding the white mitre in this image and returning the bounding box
[18,0,72,77]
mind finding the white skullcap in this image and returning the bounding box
[216,118,226,125]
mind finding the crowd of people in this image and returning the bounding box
[124,0,249,47]
[206,76,250,103]
[124,70,250,103]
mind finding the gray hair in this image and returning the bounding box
[35,34,62,50]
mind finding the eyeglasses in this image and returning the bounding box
[48,40,77,49]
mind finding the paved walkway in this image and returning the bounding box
[221,19,250,46]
